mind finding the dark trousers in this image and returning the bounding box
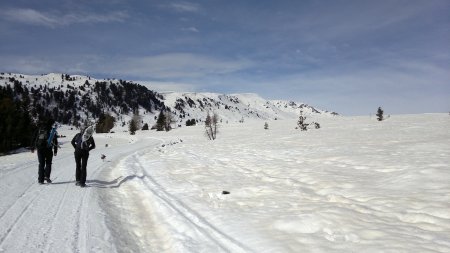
[37,148,53,181]
[75,150,89,184]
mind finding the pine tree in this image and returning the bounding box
[186,119,196,126]
[297,111,308,131]
[376,107,384,121]
[164,111,176,131]
[264,122,269,130]
[96,113,115,133]
[155,110,166,131]
[129,117,138,135]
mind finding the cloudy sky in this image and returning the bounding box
[1,0,449,115]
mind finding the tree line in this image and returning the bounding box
[0,75,166,153]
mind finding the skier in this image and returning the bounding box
[31,118,58,184]
[71,126,96,187]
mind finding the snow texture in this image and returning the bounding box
[1,114,449,252]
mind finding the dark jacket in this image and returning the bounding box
[31,127,58,154]
[71,133,95,152]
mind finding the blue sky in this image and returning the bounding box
[0,0,449,115]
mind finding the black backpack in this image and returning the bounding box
[36,128,48,148]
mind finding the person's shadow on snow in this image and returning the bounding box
[87,175,144,188]
[84,176,122,188]
[51,175,142,188]
[50,177,119,187]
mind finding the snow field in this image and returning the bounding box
[99,114,450,252]
[1,114,449,252]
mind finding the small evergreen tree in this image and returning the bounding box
[186,119,196,126]
[142,123,149,130]
[128,113,141,135]
[96,113,115,133]
[155,110,166,131]
[264,122,269,130]
[376,107,384,121]
[297,111,308,131]
[129,117,138,135]
[164,111,176,131]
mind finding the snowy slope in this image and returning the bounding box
[0,72,164,129]
[1,114,449,252]
[0,73,337,131]
[161,91,336,127]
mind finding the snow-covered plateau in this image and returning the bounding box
[0,113,449,253]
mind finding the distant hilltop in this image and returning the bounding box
[0,72,338,129]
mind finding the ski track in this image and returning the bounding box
[0,189,42,247]
[0,160,35,178]
[123,152,254,253]
[0,134,146,253]
[0,181,38,223]
[0,154,71,220]
[42,183,70,253]
[0,159,75,253]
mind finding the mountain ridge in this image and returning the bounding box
[0,72,338,130]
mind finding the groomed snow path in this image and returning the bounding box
[0,132,151,253]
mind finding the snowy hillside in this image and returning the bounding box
[0,72,164,129]
[162,92,336,126]
[0,73,336,130]
[0,114,449,252]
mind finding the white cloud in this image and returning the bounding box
[169,2,200,13]
[1,8,58,28]
[182,26,199,33]
[61,11,128,25]
[0,8,128,28]
[0,53,254,81]
[0,56,51,73]
[108,53,254,79]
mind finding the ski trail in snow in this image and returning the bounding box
[76,189,89,253]
[0,165,60,220]
[0,188,42,247]
[0,157,82,253]
[0,160,35,178]
[0,133,149,253]
[0,154,71,220]
[127,154,253,252]
[41,182,70,253]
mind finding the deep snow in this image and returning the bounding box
[1,114,449,252]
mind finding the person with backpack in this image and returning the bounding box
[71,126,95,187]
[31,118,58,184]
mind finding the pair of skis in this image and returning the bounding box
[47,124,58,148]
